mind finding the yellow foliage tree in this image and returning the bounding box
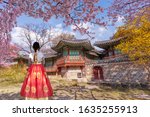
[114,14,150,80]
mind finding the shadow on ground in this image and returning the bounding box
[0,93,24,100]
[0,83,150,100]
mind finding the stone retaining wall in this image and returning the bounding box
[86,62,149,84]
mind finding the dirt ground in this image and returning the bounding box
[0,78,150,100]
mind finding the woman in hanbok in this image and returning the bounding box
[20,42,53,99]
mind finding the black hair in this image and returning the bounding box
[33,42,40,52]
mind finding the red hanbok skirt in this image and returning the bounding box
[20,64,53,99]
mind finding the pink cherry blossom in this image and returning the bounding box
[0,0,149,65]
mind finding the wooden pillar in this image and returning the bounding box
[65,66,68,79]
[80,66,83,78]
[112,47,115,56]
[56,70,58,77]
[67,47,69,55]
[68,48,70,61]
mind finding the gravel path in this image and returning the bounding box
[0,83,150,100]
[0,84,98,100]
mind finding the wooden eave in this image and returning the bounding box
[52,39,94,51]
[94,37,125,49]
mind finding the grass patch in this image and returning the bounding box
[0,64,27,85]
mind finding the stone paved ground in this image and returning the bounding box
[0,78,150,100]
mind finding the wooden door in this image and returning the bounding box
[58,67,61,75]
[93,66,104,80]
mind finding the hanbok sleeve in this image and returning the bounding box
[28,53,33,65]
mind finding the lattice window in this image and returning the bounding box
[69,56,80,61]
[45,60,53,67]
[69,50,79,56]
[114,49,121,55]
[77,73,82,78]
[63,49,68,56]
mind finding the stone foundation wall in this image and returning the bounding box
[48,62,149,83]
[60,66,87,82]
[66,67,82,79]
[99,62,149,84]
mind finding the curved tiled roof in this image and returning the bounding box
[43,49,57,58]
[94,37,125,49]
[52,39,94,51]
[18,49,57,60]
[44,53,57,58]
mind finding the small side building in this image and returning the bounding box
[94,38,149,85]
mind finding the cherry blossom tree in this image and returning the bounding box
[108,0,150,24]
[0,0,104,65]
[0,0,149,65]
[0,40,19,66]
[0,0,104,42]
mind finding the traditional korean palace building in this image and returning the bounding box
[45,39,100,82]
[18,38,149,85]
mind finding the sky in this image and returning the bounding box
[11,0,124,46]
